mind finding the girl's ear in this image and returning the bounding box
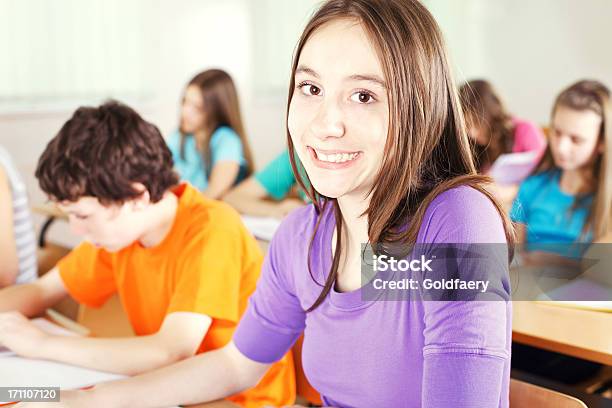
[598,139,605,154]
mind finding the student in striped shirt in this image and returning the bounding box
[0,145,37,287]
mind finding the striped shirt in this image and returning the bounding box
[0,146,37,284]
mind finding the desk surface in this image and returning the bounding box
[512,301,612,365]
[32,203,68,220]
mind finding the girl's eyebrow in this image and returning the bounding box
[296,65,319,78]
[348,74,386,89]
[295,65,386,89]
[553,125,587,140]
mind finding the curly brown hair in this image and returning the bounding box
[36,100,179,204]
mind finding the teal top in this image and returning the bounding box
[167,126,247,191]
[510,169,593,256]
[254,150,309,201]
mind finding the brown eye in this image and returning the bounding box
[350,91,374,104]
[308,85,321,95]
[298,83,322,97]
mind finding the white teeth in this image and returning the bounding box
[315,150,358,163]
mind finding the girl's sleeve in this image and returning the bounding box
[166,130,181,161]
[254,150,296,200]
[419,187,511,407]
[510,176,537,224]
[210,128,245,165]
[514,120,547,156]
[233,216,306,363]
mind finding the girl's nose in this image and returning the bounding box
[310,98,345,140]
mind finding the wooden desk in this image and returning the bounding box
[32,203,69,248]
[32,203,68,220]
[512,301,612,365]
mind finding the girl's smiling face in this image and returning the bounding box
[288,19,389,200]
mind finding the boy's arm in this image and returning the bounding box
[0,310,211,376]
[0,267,69,315]
[72,341,268,408]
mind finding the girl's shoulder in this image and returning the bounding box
[512,117,541,133]
[0,145,15,170]
[211,126,240,141]
[420,185,506,243]
[274,202,327,243]
[167,129,182,142]
[521,169,559,192]
[0,145,25,191]
[166,130,193,151]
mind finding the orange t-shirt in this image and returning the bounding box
[58,183,295,407]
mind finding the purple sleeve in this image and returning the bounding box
[512,119,547,155]
[419,187,511,408]
[233,214,306,364]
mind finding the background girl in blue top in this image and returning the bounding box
[511,80,612,253]
[167,69,254,198]
[510,80,611,385]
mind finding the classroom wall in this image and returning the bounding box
[1,0,611,218]
[0,0,317,206]
[428,0,612,124]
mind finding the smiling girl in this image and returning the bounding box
[32,1,514,407]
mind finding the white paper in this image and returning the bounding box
[536,300,612,312]
[0,356,125,390]
[536,277,612,312]
[0,320,180,407]
[0,357,181,406]
[488,150,539,185]
[241,215,282,241]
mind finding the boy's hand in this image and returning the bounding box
[0,311,49,358]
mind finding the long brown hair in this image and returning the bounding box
[459,79,515,170]
[534,79,611,240]
[286,0,516,311]
[179,69,254,177]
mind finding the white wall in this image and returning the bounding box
[0,0,317,207]
[428,0,612,124]
[2,0,612,211]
